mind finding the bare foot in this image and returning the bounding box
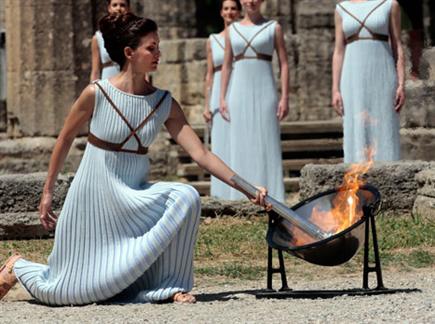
[172,292,196,304]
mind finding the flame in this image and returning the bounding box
[291,148,375,246]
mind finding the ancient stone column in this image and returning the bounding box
[139,0,196,39]
[5,0,79,137]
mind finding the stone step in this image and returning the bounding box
[176,138,343,159]
[189,177,300,196]
[177,158,343,179]
[187,120,343,139]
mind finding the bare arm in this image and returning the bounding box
[203,39,214,123]
[219,27,234,121]
[39,85,95,229]
[332,10,346,116]
[165,99,265,201]
[389,0,405,111]
[90,36,102,82]
[274,22,289,121]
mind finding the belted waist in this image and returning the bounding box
[234,53,272,62]
[88,132,149,155]
[101,61,117,68]
[346,33,389,45]
[213,65,222,73]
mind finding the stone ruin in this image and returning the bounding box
[0,0,434,185]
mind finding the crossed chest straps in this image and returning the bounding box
[212,21,274,72]
[88,81,168,155]
[339,0,389,45]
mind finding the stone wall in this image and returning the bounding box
[299,161,435,215]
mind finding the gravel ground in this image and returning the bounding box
[1,268,433,323]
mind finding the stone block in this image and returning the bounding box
[0,172,73,213]
[299,161,435,214]
[400,80,435,128]
[0,211,52,240]
[412,196,435,220]
[401,128,435,161]
[420,48,435,80]
[415,169,435,198]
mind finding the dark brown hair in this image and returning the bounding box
[221,0,242,11]
[106,0,130,6]
[99,13,157,68]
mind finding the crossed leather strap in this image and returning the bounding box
[89,81,168,155]
[211,34,225,73]
[232,21,275,62]
[339,0,389,45]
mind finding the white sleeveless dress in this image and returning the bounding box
[337,0,400,162]
[227,20,285,202]
[13,79,201,305]
[95,31,120,79]
[209,33,231,199]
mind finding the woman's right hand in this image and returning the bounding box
[202,108,212,124]
[38,192,58,231]
[219,99,230,121]
[332,91,344,116]
[250,186,272,211]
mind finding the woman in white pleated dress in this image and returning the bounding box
[203,0,241,199]
[332,0,405,162]
[90,0,130,81]
[220,0,289,201]
[0,13,269,306]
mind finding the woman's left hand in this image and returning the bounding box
[394,85,405,112]
[277,97,289,121]
[250,187,272,211]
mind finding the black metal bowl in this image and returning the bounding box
[267,184,381,266]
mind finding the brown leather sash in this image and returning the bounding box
[232,21,275,64]
[338,0,389,45]
[89,81,169,155]
[234,53,272,62]
[346,33,389,45]
[213,65,222,73]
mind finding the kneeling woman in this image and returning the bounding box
[0,13,268,305]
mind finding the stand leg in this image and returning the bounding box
[362,214,385,290]
[267,246,274,291]
[277,249,290,291]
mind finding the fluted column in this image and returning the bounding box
[5,0,78,137]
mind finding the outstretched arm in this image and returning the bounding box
[165,98,268,204]
[332,10,346,116]
[274,22,289,121]
[219,27,233,121]
[90,36,101,82]
[390,0,406,112]
[39,85,96,230]
[203,39,214,123]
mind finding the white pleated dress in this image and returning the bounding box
[13,79,201,305]
[95,31,120,79]
[209,33,231,199]
[337,0,400,163]
[227,21,285,201]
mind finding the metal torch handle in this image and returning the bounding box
[231,174,330,240]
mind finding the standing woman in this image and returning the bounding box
[332,0,405,163]
[90,0,130,81]
[203,0,241,199]
[220,0,289,202]
[0,13,268,305]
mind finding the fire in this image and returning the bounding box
[291,148,374,246]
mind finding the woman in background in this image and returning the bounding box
[332,0,405,163]
[220,0,289,201]
[203,0,241,199]
[90,0,130,81]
